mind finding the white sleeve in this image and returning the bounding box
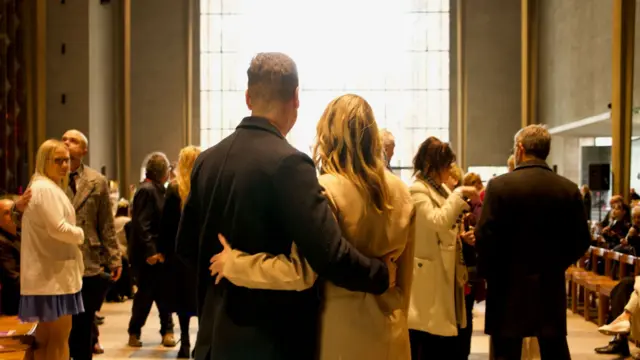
[411,189,469,242]
[36,187,84,245]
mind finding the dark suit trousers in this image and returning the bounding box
[607,276,635,324]
[128,263,174,336]
[69,275,109,360]
[491,336,570,360]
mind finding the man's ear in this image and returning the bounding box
[293,87,300,109]
[245,90,252,110]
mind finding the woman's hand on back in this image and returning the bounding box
[210,233,232,284]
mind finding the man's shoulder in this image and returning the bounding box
[135,181,156,196]
[489,167,579,198]
[82,165,106,182]
[199,131,299,163]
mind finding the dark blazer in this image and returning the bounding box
[159,183,197,315]
[129,180,165,267]
[175,116,389,359]
[475,159,590,338]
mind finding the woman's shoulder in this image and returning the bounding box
[408,178,429,194]
[29,176,61,196]
[383,172,412,201]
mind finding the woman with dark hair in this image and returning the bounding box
[407,137,479,360]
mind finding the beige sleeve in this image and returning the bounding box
[396,213,416,313]
[222,243,318,291]
[626,291,639,313]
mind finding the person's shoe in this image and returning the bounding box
[95,314,105,321]
[93,342,105,354]
[162,333,177,348]
[598,320,631,335]
[128,335,143,347]
[594,339,631,356]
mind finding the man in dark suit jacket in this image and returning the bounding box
[127,152,176,348]
[475,124,591,360]
[176,52,389,360]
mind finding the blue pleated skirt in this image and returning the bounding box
[18,292,85,323]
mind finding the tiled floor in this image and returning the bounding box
[97,301,633,359]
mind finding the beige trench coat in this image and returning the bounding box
[408,179,470,337]
[222,172,416,360]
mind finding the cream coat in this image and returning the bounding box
[627,276,640,341]
[222,172,415,360]
[408,179,469,337]
[21,175,85,296]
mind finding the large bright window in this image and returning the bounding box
[200,0,450,182]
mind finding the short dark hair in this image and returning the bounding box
[247,52,299,106]
[514,124,551,160]
[412,136,456,179]
[145,152,169,183]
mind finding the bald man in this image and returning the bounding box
[0,197,20,315]
[57,130,122,358]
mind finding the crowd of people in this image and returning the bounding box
[0,52,596,360]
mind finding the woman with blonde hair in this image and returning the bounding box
[159,145,201,358]
[209,94,415,359]
[20,139,85,360]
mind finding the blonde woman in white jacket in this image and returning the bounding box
[408,136,479,359]
[20,139,85,360]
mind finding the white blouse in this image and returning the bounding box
[20,175,85,296]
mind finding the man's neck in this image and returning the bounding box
[251,111,289,137]
[70,160,82,173]
[518,155,540,164]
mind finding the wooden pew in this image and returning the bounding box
[566,247,592,313]
[565,244,639,326]
[0,316,37,360]
[581,248,615,322]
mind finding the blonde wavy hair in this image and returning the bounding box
[176,145,201,206]
[312,94,392,213]
[34,139,70,190]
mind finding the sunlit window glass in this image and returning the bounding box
[200,0,450,184]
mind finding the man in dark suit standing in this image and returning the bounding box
[475,125,591,360]
[176,52,389,360]
[127,153,176,348]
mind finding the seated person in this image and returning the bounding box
[600,196,631,228]
[596,276,638,358]
[612,206,640,255]
[601,202,631,249]
[0,197,21,315]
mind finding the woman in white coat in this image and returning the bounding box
[20,139,85,360]
[408,136,478,359]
